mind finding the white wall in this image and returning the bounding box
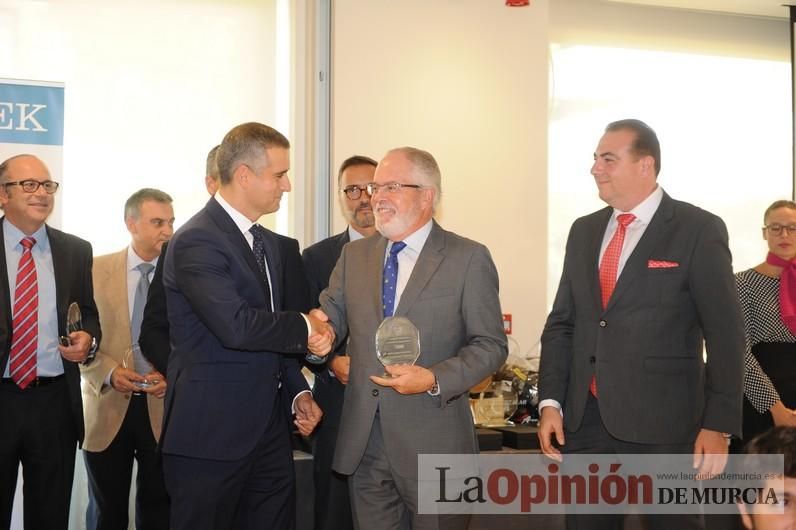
[0,0,286,256]
[332,0,550,355]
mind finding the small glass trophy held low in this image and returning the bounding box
[375,316,420,377]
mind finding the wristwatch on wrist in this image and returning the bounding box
[82,336,99,366]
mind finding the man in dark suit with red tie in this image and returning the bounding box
[160,122,334,530]
[538,119,745,529]
[302,154,377,530]
[0,154,101,529]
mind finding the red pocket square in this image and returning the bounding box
[648,260,679,268]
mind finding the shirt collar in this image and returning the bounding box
[127,245,158,272]
[214,191,256,238]
[614,185,664,226]
[348,225,366,242]
[388,219,433,254]
[3,219,49,252]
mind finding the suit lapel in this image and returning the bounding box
[394,222,445,317]
[590,208,613,313]
[605,193,675,312]
[368,236,388,319]
[0,218,11,369]
[262,231,281,310]
[335,231,350,258]
[206,197,267,297]
[110,249,132,326]
[0,218,11,328]
[46,225,68,334]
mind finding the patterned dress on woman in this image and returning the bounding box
[736,269,796,441]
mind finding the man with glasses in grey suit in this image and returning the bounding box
[315,146,507,530]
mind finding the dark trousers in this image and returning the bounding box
[312,375,353,530]
[562,393,703,530]
[84,394,170,530]
[0,377,77,530]
[162,398,296,530]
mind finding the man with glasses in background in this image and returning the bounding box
[314,147,507,530]
[0,154,101,529]
[302,155,377,530]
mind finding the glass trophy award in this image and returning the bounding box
[471,380,519,427]
[375,316,420,377]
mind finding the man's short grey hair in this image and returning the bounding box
[387,146,442,210]
[124,188,173,221]
[206,145,221,182]
[216,122,290,185]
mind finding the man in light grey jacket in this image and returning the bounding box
[317,146,507,530]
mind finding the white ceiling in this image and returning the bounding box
[606,0,792,19]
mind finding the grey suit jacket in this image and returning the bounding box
[539,193,745,443]
[319,221,507,479]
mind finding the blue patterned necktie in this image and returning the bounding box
[382,241,406,318]
[249,224,273,311]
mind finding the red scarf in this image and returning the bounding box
[765,252,796,335]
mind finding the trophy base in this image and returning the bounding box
[476,420,516,428]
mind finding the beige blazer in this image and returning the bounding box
[80,249,164,452]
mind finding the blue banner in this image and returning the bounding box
[0,80,64,146]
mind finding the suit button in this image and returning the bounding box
[124,394,130,400]
[372,389,379,397]
[599,320,607,327]
[589,356,596,364]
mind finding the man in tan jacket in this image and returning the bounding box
[80,188,174,530]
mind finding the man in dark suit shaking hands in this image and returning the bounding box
[160,123,334,530]
[538,119,745,529]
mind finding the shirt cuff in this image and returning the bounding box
[291,389,312,413]
[539,399,564,417]
[103,366,117,388]
[301,313,312,337]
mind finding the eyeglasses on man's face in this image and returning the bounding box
[2,179,60,194]
[340,184,372,200]
[366,182,424,196]
[763,224,796,236]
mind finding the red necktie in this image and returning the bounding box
[591,213,635,397]
[9,237,38,389]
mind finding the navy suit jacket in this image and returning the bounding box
[139,240,169,375]
[540,193,745,443]
[0,218,101,445]
[160,197,311,461]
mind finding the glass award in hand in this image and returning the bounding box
[59,302,82,346]
[122,345,156,395]
[375,316,420,378]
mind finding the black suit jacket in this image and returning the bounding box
[539,193,745,443]
[160,197,311,461]
[0,218,101,444]
[140,241,169,374]
[302,230,350,357]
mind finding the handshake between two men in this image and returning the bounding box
[292,309,336,437]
